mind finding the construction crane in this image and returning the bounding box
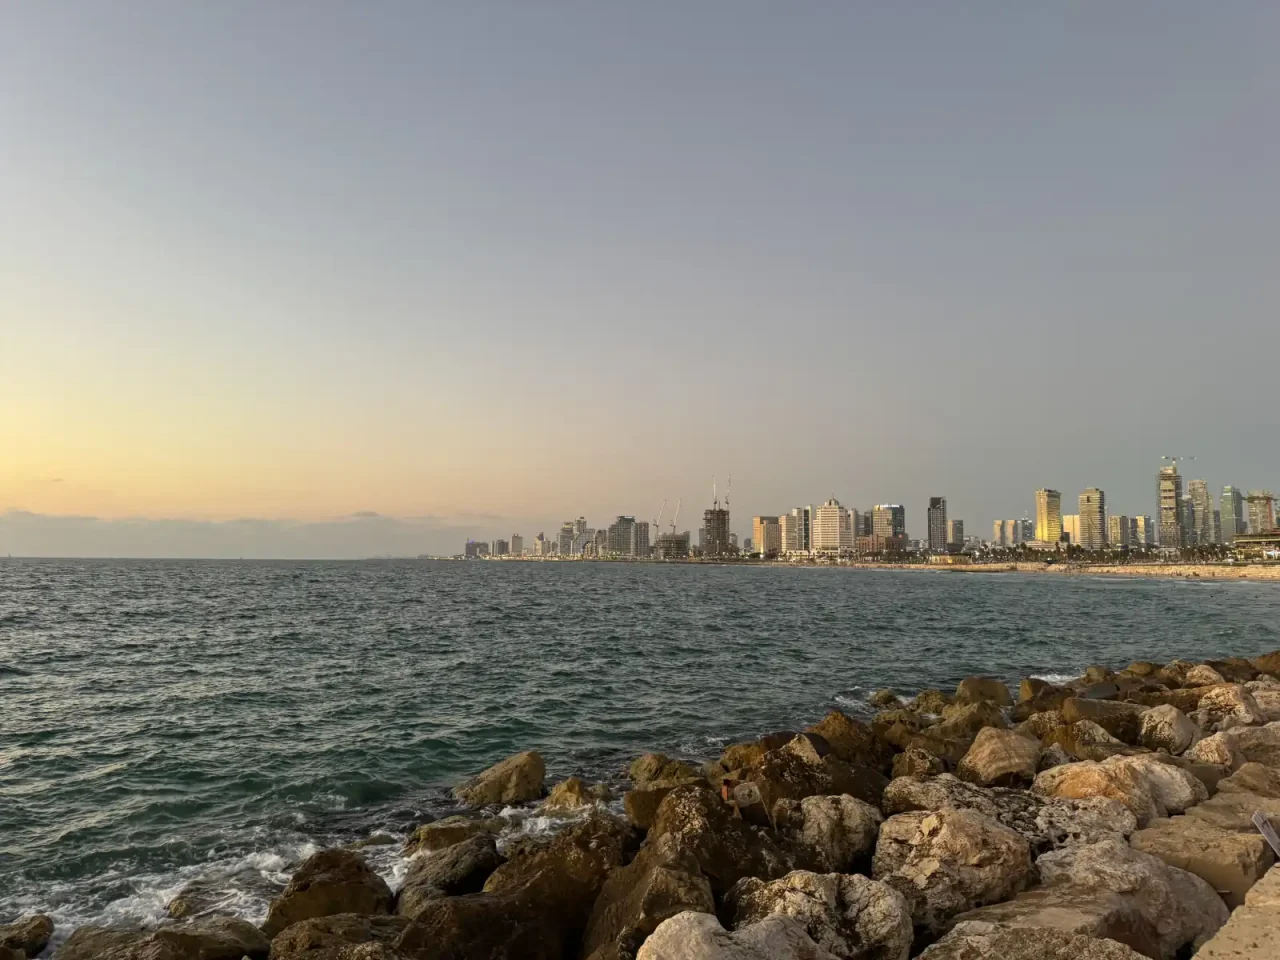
[670,498,681,535]
[725,474,731,509]
[1162,455,1196,468]
[652,499,666,535]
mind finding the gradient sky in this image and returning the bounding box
[3,3,1278,556]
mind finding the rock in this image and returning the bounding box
[1218,761,1280,798]
[1062,699,1147,744]
[1207,658,1260,683]
[452,750,546,807]
[1252,689,1280,722]
[1195,685,1268,731]
[351,833,399,849]
[904,728,974,767]
[1157,659,1196,688]
[626,779,706,830]
[882,773,1136,852]
[1184,731,1240,767]
[1230,722,1280,766]
[919,925,1149,959]
[1130,815,1274,908]
[1032,759,1160,826]
[646,784,792,897]
[262,849,394,938]
[540,776,610,814]
[939,701,1008,736]
[1187,664,1228,686]
[807,711,895,772]
[954,677,1012,707]
[60,917,270,960]
[1037,745,1074,771]
[956,728,1039,788]
[1045,720,1137,762]
[727,871,912,960]
[0,948,21,960]
[1081,681,1121,701]
[631,754,700,785]
[581,833,716,960]
[1019,678,1057,702]
[397,834,504,918]
[0,916,53,957]
[1193,902,1280,960]
[1138,704,1199,754]
[891,748,944,779]
[772,795,883,874]
[871,709,927,745]
[871,809,1033,935]
[1035,837,1229,958]
[870,689,902,709]
[1246,863,1280,906]
[1250,649,1280,675]
[1013,691,1071,723]
[1185,790,1280,833]
[398,888,566,960]
[911,690,953,716]
[269,914,416,960]
[1084,665,1113,683]
[1127,661,1160,677]
[715,741,769,775]
[1108,754,1208,815]
[1020,710,1065,740]
[403,816,504,856]
[635,911,836,960]
[740,736,887,812]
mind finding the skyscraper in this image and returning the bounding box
[946,519,964,547]
[927,497,948,553]
[1035,489,1062,543]
[607,516,638,555]
[993,520,1007,547]
[1078,488,1107,550]
[1158,465,1184,547]
[779,511,801,553]
[1247,491,1276,534]
[872,504,906,540]
[1221,486,1246,542]
[1061,515,1080,545]
[558,521,576,556]
[510,534,524,556]
[1132,516,1155,547]
[1108,515,1130,548]
[702,505,731,557]
[812,499,852,554]
[752,516,781,557]
[1188,479,1217,545]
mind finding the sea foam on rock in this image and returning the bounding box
[261,848,393,938]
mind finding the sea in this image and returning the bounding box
[2,558,1278,946]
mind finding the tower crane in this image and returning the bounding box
[670,498,681,535]
[1162,455,1196,468]
[653,499,666,535]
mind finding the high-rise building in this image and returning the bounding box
[1221,486,1246,542]
[848,509,860,546]
[779,512,801,553]
[1188,480,1217,545]
[927,497,948,553]
[634,521,650,557]
[1180,497,1195,545]
[993,520,1007,547]
[510,534,523,557]
[1158,465,1184,547]
[946,519,964,547]
[872,504,906,540]
[1247,491,1277,534]
[1108,515,1130,548]
[533,532,548,556]
[654,530,691,560]
[1078,488,1107,550]
[858,510,874,537]
[558,521,576,556]
[607,516,637,556]
[492,538,509,557]
[1132,516,1154,547]
[802,505,814,552]
[702,505,732,557]
[1035,489,1062,543]
[752,516,781,558]
[1061,515,1080,545]
[812,499,853,554]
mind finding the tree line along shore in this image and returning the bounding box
[7,652,1280,959]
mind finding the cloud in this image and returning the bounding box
[0,510,521,559]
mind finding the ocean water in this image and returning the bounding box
[2,558,1279,945]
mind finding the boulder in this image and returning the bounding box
[1035,837,1229,958]
[1184,732,1240,768]
[1206,658,1259,683]
[581,833,715,960]
[1127,661,1161,677]
[1194,685,1267,731]
[1246,862,1280,906]
[269,914,416,960]
[1045,720,1138,762]
[262,849,394,938]
[1138,705,1199,754]
[1253,688,1280,722]
[1193,902,1280,960]
[452,750,546,807]
[882,773,1135,852]
[955,728,1039,788]
[1084,665,1114,683]
[404,816,504,856]
[727,871,912,960]
[1062,699,1147,744]
[626,779,706,830]
[870,689,902,709]
[1185,790,1280,833]
[954,677,1012,707]
[939,701,1007,736]
[904,727,974,767]
[1018,678,1058,702]
[635,911,835,960]
[714,741,769,775]
[1081,681,1121,701]
[1130,815,1274,908]
[1037,745,1074,771]
[0,948,21,960]
[1217,761,1280,799]
[1012,689,1071,722]
[60,917,270,960]
[1251,649,1280,674]
[911,690,953,716]
[919,925,1149,959]
[540,776,610,814]
[772,795,882,874]
[0,916,53,957]
[1157,659,1196,688]
[397,887,566,960]
[740,736,887,812]
[891,748,944,780]
[808,711,895,771]
[1230,722,1280,766]
[644,785,793,897]
[871,809,1033,935]
[1106,754,1207,815]
[631,754,700,785]
[1032,759,1160,826]
[1019,710,1065,740]
[1186,664,1227,686]
[871,710,928,746]
[397,834,504,918]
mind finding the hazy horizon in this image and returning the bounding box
[5,3,1278,556]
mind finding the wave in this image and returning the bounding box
[0,665,32,677]
[1028,671,1081,685]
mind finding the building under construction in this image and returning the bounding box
[702,507,731,557]
[654,531,691,560]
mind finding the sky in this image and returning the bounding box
[3,3,1278,557]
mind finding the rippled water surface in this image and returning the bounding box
[2,558,1278,941]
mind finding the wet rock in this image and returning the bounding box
[1061,699,1147,744]
[741,735,887,812]
[1250,649,1280,675]
[60,917,270,960]
[1127,661,1161,677]
[1206,658,1260,683]
[910,690,953,716]
[646,784,793,897]
[870,689,902,710]
[635,911,835,960]
[262,849,394,938]
[631,754,700,785]
[715,741,769,775]
[1084,665,1113,684]
[1230,722,1280,766]
[452,750,546,807]
[1035,837,1229,958]
[1138,704,1199,754]
[727,871,912,960]
[1217,761,1280,799]
[1184,731,1240,767]
[1032,758,1160,826]
[955,728,1039,788]
[397,834,503,918]
[807,711,895,772]
[269,914,416,960]
[772,795,882,874]
[919,924,1149,959]
[626,779,707,830]
[580,833,715,960]
[397,887,566,960]
[1194,685,1268,731]
[938,701,1007,736]
[1186,664,1227,686]
[1157,659,1196,688]
[954,678,1012,707]
[1130,814,1274,908]
[0,948,21,960]
[57,928,141,960]
[403,816,504,856]
[1081,681,1121,701]
[0,916,52,957]
[351,834,399,850]
[891,748,944,780]
[871,809,1033,935]
[1018,678,1058,702]
[539,776,611,814]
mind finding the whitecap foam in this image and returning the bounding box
[1029,672,1081,685]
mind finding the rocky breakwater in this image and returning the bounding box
[11,649,1280,959]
